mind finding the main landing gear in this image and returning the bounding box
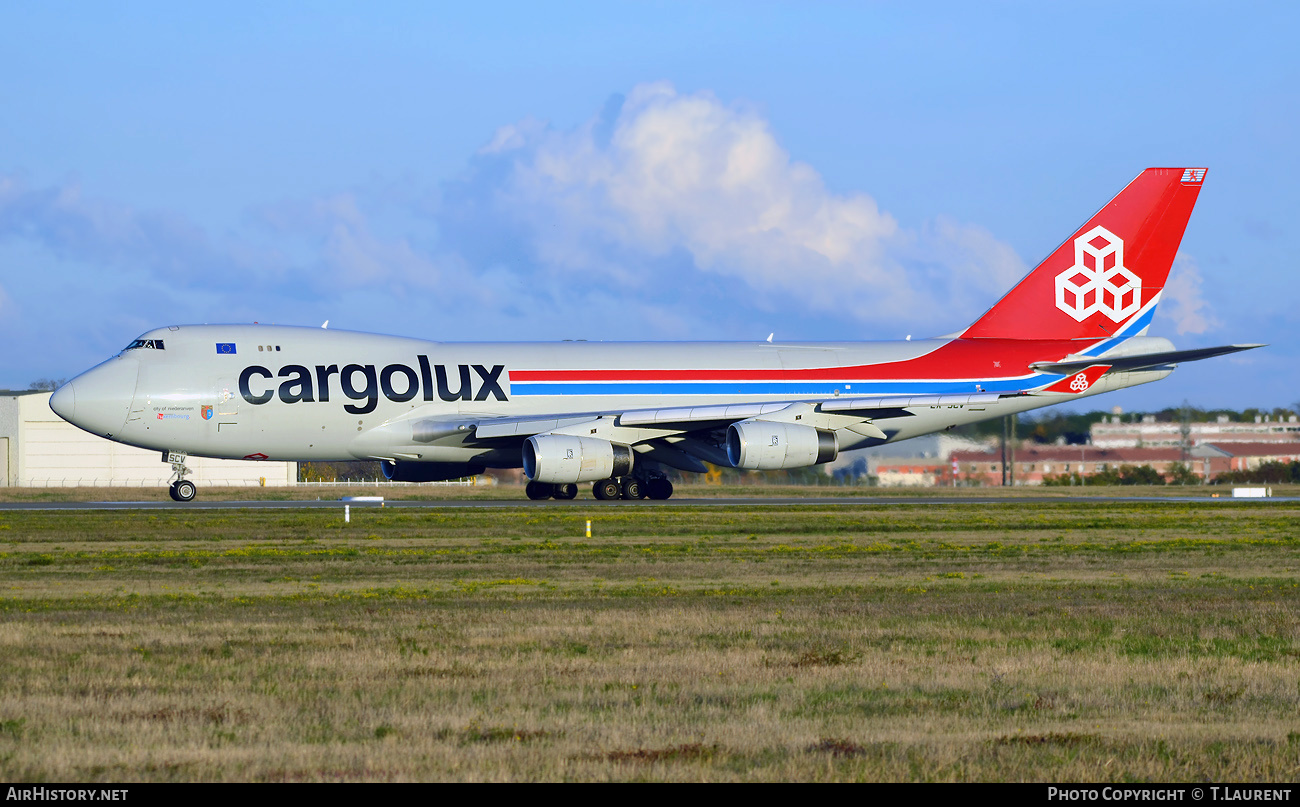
[164,451,197,502]
[593,475,674,501]
[592,478,632,500]
[526,481,578,500]
[523,476,673,501]
[644,477,673,500]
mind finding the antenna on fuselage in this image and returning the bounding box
[766,333,773,343]
[321,320,329,329]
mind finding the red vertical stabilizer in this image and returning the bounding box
[961,168,1206,341]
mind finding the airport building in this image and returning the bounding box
[825,433,989,485]
[1090,413,1300,448]
[875,442,1300,487]
[0,391,297,487]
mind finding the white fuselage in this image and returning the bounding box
[52,324,1170,469]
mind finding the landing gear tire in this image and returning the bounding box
[646,478,674,500]
[593,478,621,501]
[552,483,578,500]
[620,477,644,500]
[170,479,197,502]
[525,481,555,500]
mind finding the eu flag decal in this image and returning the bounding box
[216,343,237,354]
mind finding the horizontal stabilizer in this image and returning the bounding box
[1030,344,1264,375]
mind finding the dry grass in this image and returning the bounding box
[0,502,1297,781]
[2,482,1294,503]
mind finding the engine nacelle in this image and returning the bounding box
[726,420,838,470]
[523,434,633,483]
[382,461,482,483]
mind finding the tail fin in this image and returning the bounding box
[962,168,1206,341]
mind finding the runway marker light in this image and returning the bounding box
[586,520,592,538]
[345,504,350,523]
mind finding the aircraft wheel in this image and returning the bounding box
[173,480,197,502]
[552,483,578,500]
[646,478,673,500]
[593,478,621,500]
[525,481,555,500]
[620,477,643,500]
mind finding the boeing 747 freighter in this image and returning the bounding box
[50,168,1260,501]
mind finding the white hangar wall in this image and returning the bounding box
[1,391,297,487]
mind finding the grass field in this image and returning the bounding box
[2,481,1294,502]
[1,499,1298,781]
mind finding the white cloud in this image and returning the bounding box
[1158,253,1219,336]
[454,82,1026,332]
[252,191,509,310]
[480,117,547,155]
[310,193,440,287]
[0,173,225,279]
[0,85,1033,346]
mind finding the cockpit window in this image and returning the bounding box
[125,338,165,350]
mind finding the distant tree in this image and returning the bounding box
[1117,464,1166,485]
[28,378,67,391]
[1166,462,1200,486]
[1214,461,1300,485]
[953,409,1109,445]
[1082,464,1165,486]
[1090,466,1123,485]
[1023,410,1102,445]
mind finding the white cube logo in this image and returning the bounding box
[1054,226,1141,322]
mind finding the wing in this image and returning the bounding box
[354,391,1012,473]
[1029,344,1264,375]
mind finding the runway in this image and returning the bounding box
[2,495,1295,511]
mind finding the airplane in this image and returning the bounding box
[49,167,1261,502]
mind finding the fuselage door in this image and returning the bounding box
[212,377,241,433]
[215,378,239,416]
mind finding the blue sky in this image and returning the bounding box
[1,2,1296,411]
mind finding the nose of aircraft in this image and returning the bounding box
[48,382,76,421]
[49,357,139,438]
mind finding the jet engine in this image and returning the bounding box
[523,434,633,483]
[726,420,838,470]
[382,461,482,483]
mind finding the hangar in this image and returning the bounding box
[1,391,297,488]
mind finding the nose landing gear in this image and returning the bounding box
[164,451,197,502]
